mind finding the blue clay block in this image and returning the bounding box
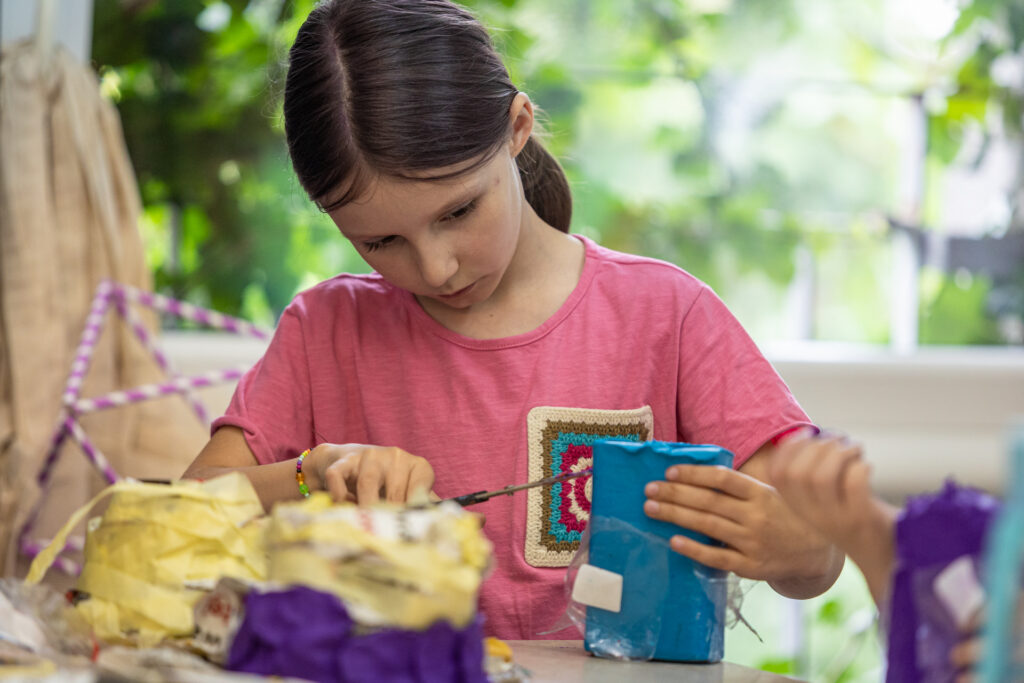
[585,439,733,662]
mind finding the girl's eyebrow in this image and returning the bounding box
[433,188,481,218]
[336,185,485,240]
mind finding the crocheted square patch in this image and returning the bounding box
[524,405,654,568]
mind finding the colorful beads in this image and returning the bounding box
[296,449,311,498]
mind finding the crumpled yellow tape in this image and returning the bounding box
[26,473,267,646]
[268,493,490,630]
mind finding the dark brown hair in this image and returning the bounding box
[283,0,571,232]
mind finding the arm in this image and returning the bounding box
[740,444,845,599]
[182,426,309,512]
[182,426,435,512]
[643,441,844,600]
[768,431,899,606]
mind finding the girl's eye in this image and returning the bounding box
[441,199,478,222]
[364,236,397,252]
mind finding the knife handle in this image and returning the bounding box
[450,490,489,507]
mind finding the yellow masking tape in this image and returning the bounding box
[26,473,266,646]
[267,494,491,630]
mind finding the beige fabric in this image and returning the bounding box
[0,41,207,578]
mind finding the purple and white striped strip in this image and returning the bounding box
[65,416,121,484]
[35,412,70,489]
[113,294,210,424]
[19,538,82,576]
[20,416,72,547]
[118,284,271,340]
[26,280,270,576]
[71,367,248,415]
[62,281,116,406]
[20,535,85,557]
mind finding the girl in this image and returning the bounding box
[183,0,843,639]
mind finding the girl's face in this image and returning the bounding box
[327,97,537,315]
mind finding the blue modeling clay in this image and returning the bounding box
[585,439,733,662]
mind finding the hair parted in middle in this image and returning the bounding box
[282,0,572,232]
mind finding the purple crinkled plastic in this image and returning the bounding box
[225,586,488,683]
[886,480,1002,683]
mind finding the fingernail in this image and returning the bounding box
[644,500,659,514]
[666,467,679,481]
[645,482,659,496]
[670,536,686,550]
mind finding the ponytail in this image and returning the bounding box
[516,135,572,233]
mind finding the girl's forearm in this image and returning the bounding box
[842,500,899,607]
[183,458,318,512]
[181,427,325,512]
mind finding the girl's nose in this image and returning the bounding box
[416,241,458,289]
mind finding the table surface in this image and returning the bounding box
[506,641,804,683]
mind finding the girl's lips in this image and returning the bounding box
[437,281,476,299]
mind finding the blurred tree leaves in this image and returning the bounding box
[93,0,350,326]
[93,0,1022,344]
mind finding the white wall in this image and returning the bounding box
[768,343,1024,501]
[162,332,1024,501]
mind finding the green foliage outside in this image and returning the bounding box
[92,0,1024,344]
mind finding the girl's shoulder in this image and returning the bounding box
[283,272,401,321]
[580,236,708,296]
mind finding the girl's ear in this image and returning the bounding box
[507,92,534,157]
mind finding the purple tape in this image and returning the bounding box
[886,480,1002,683]
[226,586,488,683]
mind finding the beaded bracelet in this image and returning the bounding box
[296,449,312,498]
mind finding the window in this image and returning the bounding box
[93,0,1024,346]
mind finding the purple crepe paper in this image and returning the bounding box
[886,480,1002,683]
[225,586,488,683]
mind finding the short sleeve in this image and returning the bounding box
[676,286,813,468]
[211,305,315,465]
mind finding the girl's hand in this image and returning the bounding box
[768,430,899,605]
[949,610,984,683]
[642,462,834,585]
[950,636,981,683]
[768,431,878,551]
[308,443,435,504]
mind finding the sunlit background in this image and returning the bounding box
[88,0,1024,350]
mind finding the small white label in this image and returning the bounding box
[572,564,623,613]
[933,555,986,630]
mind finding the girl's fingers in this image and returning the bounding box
[643,498,746,547]
[644,481,745,523]
[842,460,873,509]
[312,444,434,505]
[664,464,756,500]
[383,465,408,503]
[950,636,983,670]
[767,433,804,487]
[355,458,384,504]
[408,457,436,501]
[668,535,749,576]
[809,440,862,508]
[323,460,356,502]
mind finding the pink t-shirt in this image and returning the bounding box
[213,235,812,639]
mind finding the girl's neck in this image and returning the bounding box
[419,208,585,340]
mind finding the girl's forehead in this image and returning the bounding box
[359,170,483,209]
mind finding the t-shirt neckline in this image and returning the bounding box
[398,234,598,350]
